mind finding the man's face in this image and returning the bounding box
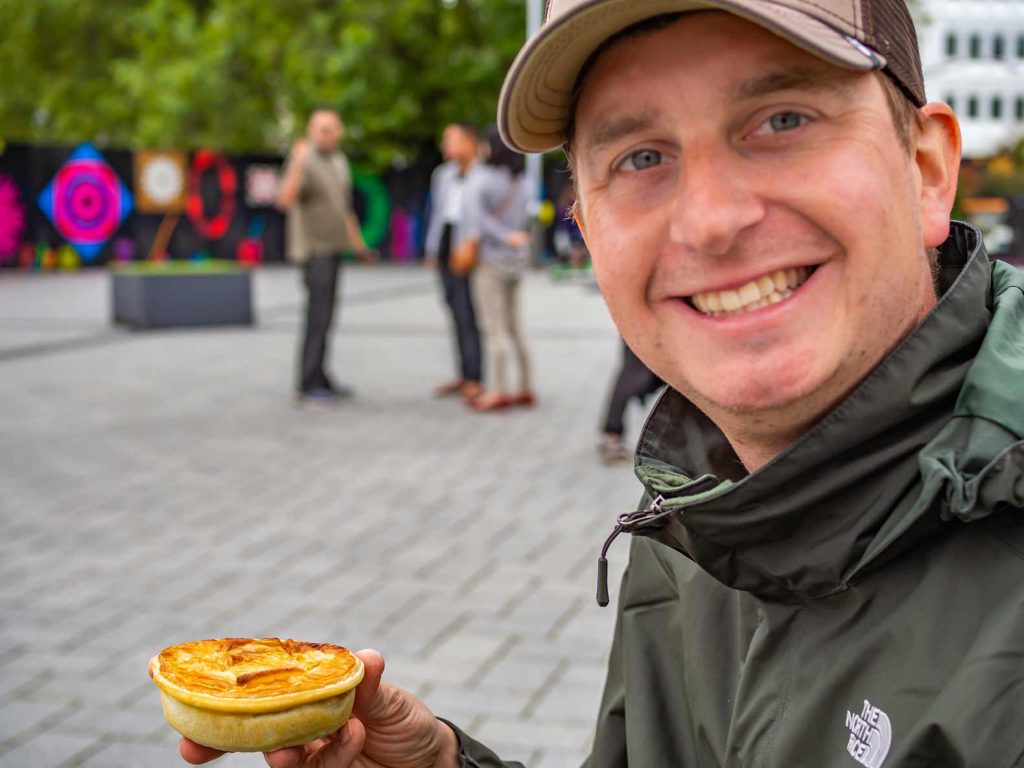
[441,126,476,165]
[573,13,947,438]
[309,111,343,152]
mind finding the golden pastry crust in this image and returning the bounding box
[151,638,364,712]
[150,638,364,752]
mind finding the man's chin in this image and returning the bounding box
[687,367,838,421]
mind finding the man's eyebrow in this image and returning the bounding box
[734,66,855,101]
[583,109,660,156]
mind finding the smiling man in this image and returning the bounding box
[177,1,1024,767]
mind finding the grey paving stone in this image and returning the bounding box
[473,717,588,752]
[0,732,100,768]
[0,698,71,745]
[77,740,195,768]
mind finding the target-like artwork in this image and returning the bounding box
[136,150,187,213]
[187,149,237,240]
[0,173,26,264]
[244,165,281,208]
[38,143,134,261]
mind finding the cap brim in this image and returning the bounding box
[498,0,886,153]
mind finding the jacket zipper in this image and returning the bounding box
[597,494,666,607]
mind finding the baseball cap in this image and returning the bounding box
[498,0,925,153]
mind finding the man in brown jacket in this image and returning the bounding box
[278,108,372,403]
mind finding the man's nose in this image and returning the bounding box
[668,146,765,257]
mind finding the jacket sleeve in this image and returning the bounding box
[440,720,526,768]
[580,549,633,768]
[459,171,516,247]
[424,165,445,258]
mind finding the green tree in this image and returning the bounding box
[0,0,526,170]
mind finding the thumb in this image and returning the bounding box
[352,649,385,718]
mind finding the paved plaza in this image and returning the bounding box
[0,264,651,767]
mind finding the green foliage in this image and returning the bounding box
[0,0,526,170]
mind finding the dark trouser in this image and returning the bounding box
[438,225,482,382]
[298,253,342,393]
[602,340,663,435]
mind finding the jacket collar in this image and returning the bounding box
[620,223,1024,600]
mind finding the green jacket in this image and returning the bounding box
[457,222,1024,767]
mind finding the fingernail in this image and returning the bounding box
[341,723,352,745]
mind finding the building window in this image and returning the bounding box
[968,95,979,118]
[946,33,957,57]
[993,34,1005,59]
[992,96,1003,119]
[1016,96,1024,121]
[969,34,981,58]
[1018,34,1024,58]
[945,94,957,112]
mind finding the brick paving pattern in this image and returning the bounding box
[0,265,647,767]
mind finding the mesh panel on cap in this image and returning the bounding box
[862,0,925,105]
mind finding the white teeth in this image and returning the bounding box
[738,282,760,305]
[690,267,810,318]
[720,290,741,311]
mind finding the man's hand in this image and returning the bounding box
[277,139,311,211]
[290,138,311,169]
[177,649,460,768]
[356,248,380,265]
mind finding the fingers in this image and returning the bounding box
[352,649,384,716]
[310,719,366,768]
[264,745,306,768]
[179,738,225,765]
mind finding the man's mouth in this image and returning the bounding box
[688,267,815,318]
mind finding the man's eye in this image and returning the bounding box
[620,149,663,171]
[765,112,807,132]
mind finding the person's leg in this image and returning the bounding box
[452,272,483,386]
[436,225,467,395]
[298,256,338,394]
[505,276,532,398]
[472,263,508,405]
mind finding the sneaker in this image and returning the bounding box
[597,435,631,463]
[296,386,353,405]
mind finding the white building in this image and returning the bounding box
[917,0,1024,157]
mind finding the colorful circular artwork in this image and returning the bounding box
[187,150,237,240]
[0,173,26,263]
[135,150,188,213]
[244,165,281,208]
[143,157,185,207]
[38,143,133,261]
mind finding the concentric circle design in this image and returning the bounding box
[142,157,185,207]
[38,143,133,261]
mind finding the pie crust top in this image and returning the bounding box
[151,638,364,713]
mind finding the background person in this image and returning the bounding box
[597,339,662,462]
[277,108,373,403]
[461,127,534,412]
[424,123,485,401]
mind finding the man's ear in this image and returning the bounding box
[915,102,961,249]
[571,200,588,243]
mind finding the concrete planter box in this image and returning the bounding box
[111,262,254,329]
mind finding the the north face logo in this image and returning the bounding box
[845,699,892,768]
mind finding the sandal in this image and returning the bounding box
[508,391,536,407]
